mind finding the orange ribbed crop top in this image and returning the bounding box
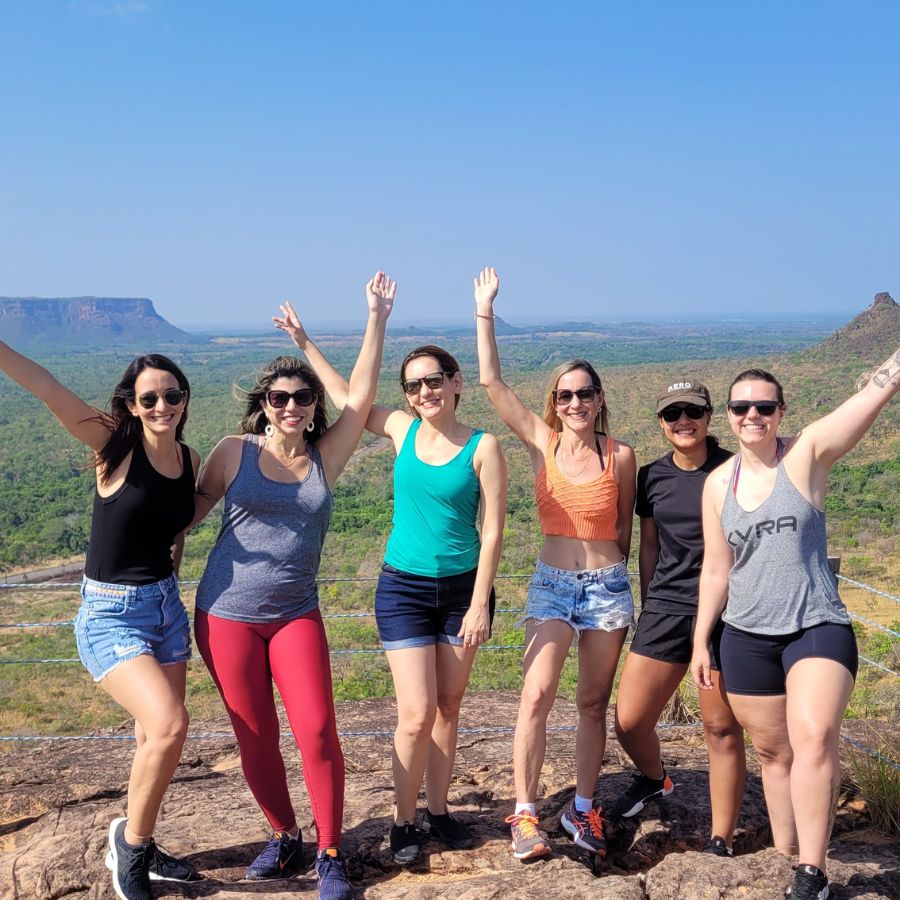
[535,432,619,541]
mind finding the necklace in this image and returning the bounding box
[558,441,593,479]
[266,438,308,470]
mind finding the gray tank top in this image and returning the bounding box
[720,459,849,634]
[195,434,334,623]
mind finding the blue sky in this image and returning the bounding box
[1,1,898,328]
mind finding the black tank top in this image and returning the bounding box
[85,441,195,585]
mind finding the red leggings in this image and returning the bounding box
[195,608,344,849]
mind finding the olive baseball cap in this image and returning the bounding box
[656,378,712,414]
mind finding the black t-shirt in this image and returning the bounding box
[636,440,732,615]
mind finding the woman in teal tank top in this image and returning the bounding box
[279,310,508,866]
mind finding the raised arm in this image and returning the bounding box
[473,267,550,459]
[312,272,395,486]
[458,434,508,648]
[0,340,111,450]
[691,470,733,690]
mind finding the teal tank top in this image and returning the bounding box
[384,419,485,577]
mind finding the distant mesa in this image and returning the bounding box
[818,291,898,357]
[0,296,193,349]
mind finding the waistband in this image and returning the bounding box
[534,558,627,581]
[82,573,179,595]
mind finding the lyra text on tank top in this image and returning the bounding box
[727,516,798,547]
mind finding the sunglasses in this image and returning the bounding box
[401,372,448,395]
[266,388,317,408]
[136,388,186,409]
[553,386,599,406]
[659,404,709,423]
[727,400,781,416]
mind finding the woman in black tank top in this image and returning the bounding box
[0,341,202,898]
[692,341,900,900]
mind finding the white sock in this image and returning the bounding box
[574,794,593,814]
[514,802,536,817]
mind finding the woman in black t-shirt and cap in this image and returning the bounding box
[612,378,746,855]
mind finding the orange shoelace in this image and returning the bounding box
[587,807,604,838]
[504,812,540,836]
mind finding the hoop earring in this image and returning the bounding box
[306,421,315,433]
[264,423,275,438]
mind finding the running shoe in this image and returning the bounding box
[703,835,734,858]
[246,830,303,880]
[107,818,154,900]
[104,823,203,882]
[315,849,353,900]
[422,809,474,849]
[504,811,552,860]
[389,821,422,865]
[560,801,607,856]
[785,865,830,899]
[610,770,674,819]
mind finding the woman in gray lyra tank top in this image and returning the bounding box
[691,341,900,900]
[190,273,395,894]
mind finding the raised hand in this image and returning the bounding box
[272,301,308,349]
[366,271,397,318]
[473,266,500,315]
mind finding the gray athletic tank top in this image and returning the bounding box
[720,460,850,634]
[195,434,334,623]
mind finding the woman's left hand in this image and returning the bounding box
[273,300,308,349]
[366,271,397,317]
[458,604,491,649]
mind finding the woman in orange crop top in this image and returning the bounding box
[474,268,636,861]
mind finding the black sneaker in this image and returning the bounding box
[389,821,422,865]
[610,770,674,819]
[105,823,204,882]
[108,818,154,900]
[315,849,353,900]
[703,836,734,858]
[422,809,474,849]
[246,830,303,880]
[785,865,830,899]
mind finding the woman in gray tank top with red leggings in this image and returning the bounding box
[691,342,900,900]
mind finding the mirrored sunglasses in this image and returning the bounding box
[402,372,448,395]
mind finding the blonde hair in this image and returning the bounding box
[542,359,609,434]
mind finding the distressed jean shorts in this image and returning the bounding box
[74,573,192,682]
[524,559,634,636]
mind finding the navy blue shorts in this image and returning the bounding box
[374,563,496,650]
[720,621,858,696]
[630,609,724,669]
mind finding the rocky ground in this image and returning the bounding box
[1,692,897,899]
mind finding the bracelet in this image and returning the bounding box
[474,312,494,320]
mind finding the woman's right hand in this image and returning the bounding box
[473,266,500,315]
[273,301,308,350]
[366,271,397,318]
[690,647,714,691]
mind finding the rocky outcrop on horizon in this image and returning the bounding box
[818,292,899,358]
[0,296,193,348]
[1,692,896,899]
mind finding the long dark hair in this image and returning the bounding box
[543,359,609,434]
[93,354,191,481]
[399,344,461,418]
[239,355,328,442]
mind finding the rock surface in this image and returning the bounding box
[1,692,897,898]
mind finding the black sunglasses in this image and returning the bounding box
[402,372,448,395]
[266,388,317,408]
[659,404,709,423]
[137,388,186,409]
[727,400,781,417]
[553,386,599,405]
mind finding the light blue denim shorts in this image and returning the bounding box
[524,559,634,636]
[74,573,191,682]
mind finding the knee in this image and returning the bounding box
[518,682,555,722]
[753,738,792,770]
[578,693,611,724]
[435,689,465,723]
[791,719,840,765]
[703,714,744,751]
[147,705,189,748]
[396,703,437,742]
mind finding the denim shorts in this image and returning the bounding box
[74,573,192,682]
[524,559,634,636]
[375,563,496,650]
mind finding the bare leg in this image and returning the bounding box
[785,658,854,872]
[424,641,478,814]
[727,691,797,856]
[700,670,746,846]
[614,652,687,779]
[513,619,574,803]
[385,645,437,824]
[101,656,189,843]
[574,628,627,798]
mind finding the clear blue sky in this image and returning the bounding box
[1,1,898,328]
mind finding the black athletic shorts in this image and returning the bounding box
[630,608,723,670]
[720,621,858,696]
